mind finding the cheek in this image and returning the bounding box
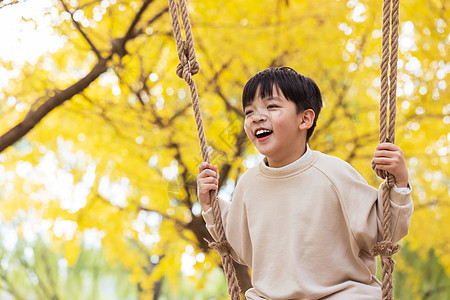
[243,120,252,138]
[274,115,298,134]
[268,110,283,119]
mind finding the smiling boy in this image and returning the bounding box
[197,67,413,299]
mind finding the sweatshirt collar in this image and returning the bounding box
[260,145,313,176]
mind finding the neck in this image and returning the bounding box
[267,144,308,168]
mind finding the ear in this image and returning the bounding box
[298,109,315,130]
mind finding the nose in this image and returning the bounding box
[253,111,268,122]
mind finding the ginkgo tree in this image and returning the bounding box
[0,0,448,298]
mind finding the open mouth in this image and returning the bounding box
[255,129,273,139]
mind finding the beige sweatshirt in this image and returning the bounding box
[203,149,413,300]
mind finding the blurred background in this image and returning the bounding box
[0,0,448,299]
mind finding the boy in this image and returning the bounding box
[197,67,413,299]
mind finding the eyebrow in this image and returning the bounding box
[244,96,283,109]
[262,96,282,102]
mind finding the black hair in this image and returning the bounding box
[242,67,323,141]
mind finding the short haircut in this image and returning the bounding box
[242,67,323,141]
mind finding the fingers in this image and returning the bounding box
[372,153,403,167]
[198,183,218,194]
[198,176,218,187]
[373,143,402,169]
[198,168,218,179]
[198,162,217,174]
[372,143,409,186]
[376,142,401,151]
[374,143,403,160]
[198,162,209,172]
[197,163,218,193]
[372,158,393,167]
[372,157,400,177]
[197,163,218,211]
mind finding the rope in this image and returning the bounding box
[168,0,241,298]
[370,0,401,298]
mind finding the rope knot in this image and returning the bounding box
[206,239,232,256]
[370,240,401,258]
[176,41,200,80]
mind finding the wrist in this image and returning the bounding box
[201,203,211,212]
[395,181,408,188]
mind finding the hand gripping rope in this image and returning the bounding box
[168,0,241,298]
[369,0,401,299]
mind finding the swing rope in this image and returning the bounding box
[168,0,241,298]
[369,0,401,299]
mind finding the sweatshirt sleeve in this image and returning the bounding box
[332,162,413,253]
[202,191,250,266]
[202,197,231,241]
[327,160,413,253]
[375,181,414,244]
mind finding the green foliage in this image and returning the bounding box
[395,244,450,300]
[159,268,229,299]
[0,232,138,300]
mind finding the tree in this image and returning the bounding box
[0,0,448,297]
[0,232,138,300]
[394,245,450,300]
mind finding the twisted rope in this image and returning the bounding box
[370,0,401,298]
[168,0,241,298]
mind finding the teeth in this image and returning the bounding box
[256,129,272,136]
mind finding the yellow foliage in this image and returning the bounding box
[0,0,448,296]
[63,240,81,266]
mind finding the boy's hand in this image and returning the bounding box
[372,143,409,188]
[197,162,218,211]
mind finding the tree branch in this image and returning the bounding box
[0,58,108,153]
[123,0,154,42]
[18,255,57,300]
[135,6,170,37]
[0,268,26,300]
[0,3,169,153]
[0,0,28,9]
[195,39,244,117]
[111,0,164,58]
[75,93,127,137]
[60,0,103,59]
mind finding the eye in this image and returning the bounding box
[245,110,253,116]
[267,104,279,109]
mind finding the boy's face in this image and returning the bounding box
[243,86,307,167]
